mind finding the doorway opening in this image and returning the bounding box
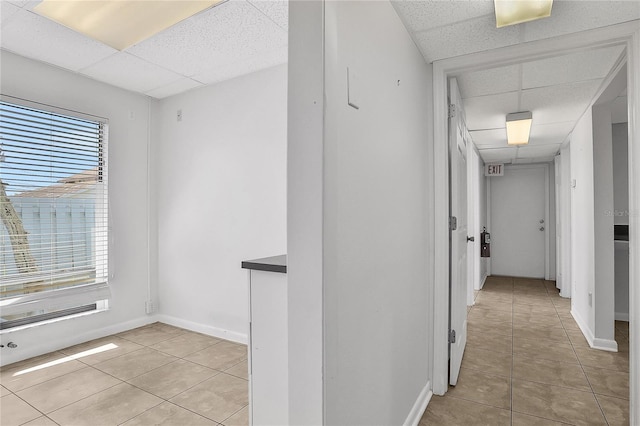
[433,21,639,424]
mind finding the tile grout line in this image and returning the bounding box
[3,323,249,426]
[6,388,48,425]
[115,327,249,425]
[552,287,611,426]
[459,277,627,426]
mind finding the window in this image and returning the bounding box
[0,97,109,329]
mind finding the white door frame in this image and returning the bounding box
[431,22,640,424]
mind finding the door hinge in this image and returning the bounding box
[450,216,457,231]
[449,329,456,343]
[448,104,456,118]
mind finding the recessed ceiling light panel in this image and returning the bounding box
[506,111,533,145]
[34,0,224,51]
[494,0,553,28]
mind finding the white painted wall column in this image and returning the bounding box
[287,1,325,423]
[554,155,563,291]
[560,145,572,298]
[592,103,616,348]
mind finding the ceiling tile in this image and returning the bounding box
[22,1,43,11]
[145,78,204,99]
[528,121,574,145]
[415,14,522,62]
[478,147,517,163]
[516,144,561,159]
[523,0,640,42]
[392,0,494,32]
[248,0,288,30]
[522,45,624,89]
[456,64,520,98]
[469,128,507,148]
[193,45,287,85]
[1,2,21,25]
[5,0,31,7]
[0,9,117,71]
[521,80,602,125]
[80,53,183,94]
[512,157,555,164]
[463,91,520,130]
[128,0,287,77]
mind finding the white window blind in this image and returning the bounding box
[0,97,109,322]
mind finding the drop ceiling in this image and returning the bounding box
[0,0,638,163]
[456,45,625,164]
[1,0,288,99]
[392,0,639,164]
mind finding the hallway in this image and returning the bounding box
[420,276,629,425]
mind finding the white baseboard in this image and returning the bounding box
[0,314,157,367]
[479,273,488,290]
[155,314,248,345]
[615,312,630,321]
[592,337,619,352]
[571,309,618,352]
[571,308,595,347]
[403,381,432,426]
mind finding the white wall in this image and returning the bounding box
[467,145,477,302]
[155,65,287,342]
[322,1,433,424]
[613,123,630,225]
[612,122,629,320]
[468,146,487,291]
[287,1,325,423]
[548,162,557,280]
[569,102,617,350]
[592,103,615,344]
[479,158,488,285]
[570,108,596,336]
[0,51,156,365]
[554,155,562,289]
[560,144,572,297]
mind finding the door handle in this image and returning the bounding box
[467,236,475,242]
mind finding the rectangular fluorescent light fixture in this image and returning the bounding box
[34,0,224,51]
[506,111,532,145]
[494,0,553,28]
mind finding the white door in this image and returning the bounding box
[490,165,547,278]
[449,78,468,386]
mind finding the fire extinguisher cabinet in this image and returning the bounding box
[481,227,491,258]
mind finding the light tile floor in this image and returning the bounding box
[0,322,249,426]
[420,276,630,426]
[1,279,630,426]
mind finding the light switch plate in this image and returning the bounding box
[347,67,360,110]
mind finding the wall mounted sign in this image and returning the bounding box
[485,163,504,176]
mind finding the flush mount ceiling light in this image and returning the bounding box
[34,0,224,51]
[506,111,532,145]
[494,0,553,28]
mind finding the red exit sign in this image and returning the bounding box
[485,163,504,176]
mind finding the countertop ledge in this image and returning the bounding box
[241,255,287,274]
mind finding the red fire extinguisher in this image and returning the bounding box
[481,227,490,258]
